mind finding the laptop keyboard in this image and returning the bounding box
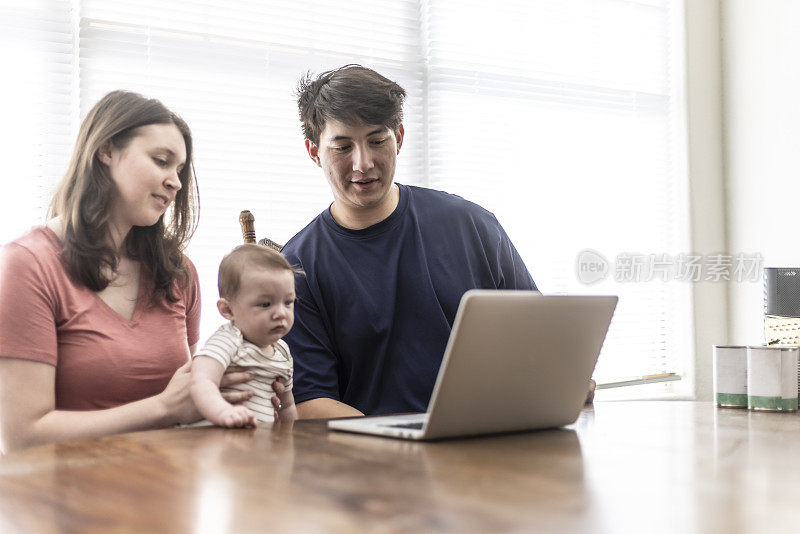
[387,422,424,430]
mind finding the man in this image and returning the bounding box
[282,65,541,419]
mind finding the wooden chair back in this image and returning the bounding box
[238,210,283,251]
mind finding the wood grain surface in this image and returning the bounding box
[2,402,799,533]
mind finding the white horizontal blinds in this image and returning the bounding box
[422,0,691,386]
[79,1,424,339]
[4,0,689,387]
[0,1,74,245]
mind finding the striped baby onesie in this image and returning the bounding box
[193,322,293,423]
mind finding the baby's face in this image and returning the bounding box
[226,267,295,349]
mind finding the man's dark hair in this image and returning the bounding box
[296,64,406,146]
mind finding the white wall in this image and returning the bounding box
[682,0,800,399]
[685,0,728,400]
[722,1,800,345]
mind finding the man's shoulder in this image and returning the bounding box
[281,212,328,259]
[405,184,498,224]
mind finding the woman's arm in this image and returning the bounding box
[1,240,195,452]
[0,358,193,453]
[0,355,254,453]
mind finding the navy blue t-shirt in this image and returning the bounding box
[282,183,537,415]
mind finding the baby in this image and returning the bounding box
[191,244,299,427]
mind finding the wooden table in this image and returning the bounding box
[1,401,800,533]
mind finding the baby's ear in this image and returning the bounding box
[217,298,234,320]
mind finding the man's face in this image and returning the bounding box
[306,119,403,223]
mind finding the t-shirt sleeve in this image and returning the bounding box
[0,243,58,365]
[183,257,202,346]
[282,264,341,405]
[193,327,234,370]
[491,217,538,292]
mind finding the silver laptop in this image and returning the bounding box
[328,291,618,440]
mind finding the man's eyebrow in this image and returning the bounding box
[328,128,387,142]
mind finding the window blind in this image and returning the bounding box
[421,0,691,392]
[2,0,691,392]
[0,1,75,244]
[78,0,425,339]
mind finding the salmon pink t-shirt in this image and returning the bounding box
[0,227,200,410]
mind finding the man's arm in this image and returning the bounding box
[296,397,364,419]
[283,251,360,418]
[491,217,538,291]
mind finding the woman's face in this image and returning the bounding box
[99,123,186,231]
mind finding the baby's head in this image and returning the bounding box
[217,244,300,349]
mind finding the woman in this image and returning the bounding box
[0,91,263,452]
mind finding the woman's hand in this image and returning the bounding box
[157,361,201,425]
[219,366,256,405]
[220,366,254,390]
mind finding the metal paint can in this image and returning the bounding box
[713,345,748,408]
[746,346,799,412]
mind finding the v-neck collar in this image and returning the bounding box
[40,225,146,326]
[92,265,145,326]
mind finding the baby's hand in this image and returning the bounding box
[216,405,257,428]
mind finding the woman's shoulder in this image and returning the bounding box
[1,226,62,270]
[157,253,201,313]
[0,227,69,307]
[169,253,197,285]
[177,254,200,291]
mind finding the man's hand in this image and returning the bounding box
[585,378,596,404]
[271,379,298,423]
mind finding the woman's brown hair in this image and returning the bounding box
[49,90,199,302]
